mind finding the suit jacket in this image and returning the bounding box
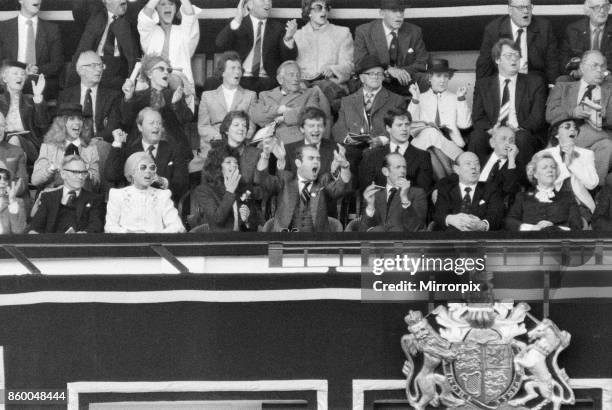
[546,81,612,127]
[215,16,297,78]
[28,187,103,233]
[0,198,26,235]
[359,144,433,193]
[479,155,521,202]
[58,85,122,143]
[360,186,427,232]
[190,183,259,232]
[353,20,428,75]
[472,73,546,135]
[505,190,582,231]
[255,169,350,232]
[476,16,559,85]
[250,86,331,144]
[560,18,612,74]
[0,17,64,79]
[285,138,338,176]
[433,178,504,231]
[332,87,407,142]
[197,86,257,141]
[104,139,188,200]
[593,186,612,231]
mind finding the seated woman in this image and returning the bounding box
[0,161,26,234]
[537,118,598,219]
[105,151,185,233]
[190,147,260,232]
[408,59,469,179]
[506,152,582,231]
[120,54,194,160]
[31,103,100,191]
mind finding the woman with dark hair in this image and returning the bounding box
[505,152,582,231]
[190,146,260,232]
[537,118,598,217]
[0,161,26,235]
[31,103,99,191]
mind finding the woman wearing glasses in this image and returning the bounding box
[105,151,185,233]
[31,103,100,191]
[0,161,26,235]
[120,54,194,160]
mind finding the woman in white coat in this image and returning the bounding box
[105,152,185,233]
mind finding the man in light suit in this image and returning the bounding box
[476,0,559,86]
[546,50,612,185]
[198,51,257,143]
[250,60,331,145]
[353,0,429,94]
[255,143,351,232]
[0,0,64,99]
[360,152,427,232]
[215,0,298,93]
[469,38,546,169]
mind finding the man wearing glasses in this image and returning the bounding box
[560,0,612,80]
[476,0,559,87]
[28,155,103,234]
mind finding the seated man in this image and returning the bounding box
[546,50,612,185]
[28,155,104,234]
[255,143,351,232]
[469,38,546,169]
[360,152,427,232]
[105,107,188,200]
[0,161,26,235]
[250,60,331,145]
[359,109,433,193]
[479,125,522,204]
[433,151,504,231]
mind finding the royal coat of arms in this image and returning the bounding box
[401,303,575,410]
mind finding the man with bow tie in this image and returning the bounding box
[547,50,612,185]
[433,152,504,231]
[28,155,103,234]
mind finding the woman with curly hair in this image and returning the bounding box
[505,152,582,231]
[31,103,99,191]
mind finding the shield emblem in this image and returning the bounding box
[443,342,523,409]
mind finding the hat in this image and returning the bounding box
[3,61,27,70]
[356,55,386,74]
[380,0,405,10]
[57,103,84,118]
[427,58,457,74]
[547,117,583,142]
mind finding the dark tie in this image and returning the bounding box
[301,181,312,204]
[389,31,399,66]
[66,190,77,208]
[488,159,502,181]
[146,145,155,159]
[251,21,263,77]
[65,144,79,156]
[161,26,171,60]
[83,88,93,118]
[582,84,596,102]
[435,92,442,127]
[515,28,524,57]
[25,19,36,65]
[500,79,511,126]
[386,187,397,214]
[460,187,472,212]
[103,15,118,56]
[394,145,400,153]
[592,27,602,51]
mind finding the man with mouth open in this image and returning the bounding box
[476,0,559,87]
[0,0,64,99]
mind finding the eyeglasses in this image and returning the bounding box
[138,163,157,172]
[153,66,173,74]
[501,52,521,60]
[80,63,106,70]
[0,174,10,182]
[509,4,533,11]
[584,62,607,71]
[588,3,611,12]
[63,169,89,176]
[310,4,331,12]
[363,72,385,78]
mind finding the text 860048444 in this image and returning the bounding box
[2,389,67,404]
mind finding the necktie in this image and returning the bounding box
[66,190,77,208]
[301,181,312,204]
[103,15,118,56]
[435,92,442,127]
[592,27,602,51]
[394,145,400,154]
[65,144,79,156]
[386,187,397,214]
[364,92,374,113]
[489,159,502,181]
[515,28,524,57]
[500,79,510,126]
[25,19,36,65]
[251,21,263,77]
[83,88,93,118]
[460,187,472,212]
[389,31,399,67]
[146,145,155,159]
[582,84,596,102]
[161,26,171,60]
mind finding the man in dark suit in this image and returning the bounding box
[353,0,429,94]
[469,38,546,170]
[475,0,558,86]
[0,0,64,99]
[104,107,188,200]
[215,0,298,93]
[433,152,504,231]
[360,153,427,232]
[560,0,612,79]
[28,155,104,234]
[359,109,433,193]
[255,143,351,232]
[69,0,141,90]
[478,125,522,201]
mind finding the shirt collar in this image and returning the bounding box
[382,21,398,37]
[509,19,527,35]
[62,186,82,197]
[390,141,409,155]
[142,141,159,151]
[18,13,38,24]
[363,86,382,97]
[81,83,98,95]
[459,182,477,194]
[499,73,518,83]
[250,15,266,26]
[580,79,597,91]
[66,138,81,147]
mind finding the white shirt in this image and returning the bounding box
[382,22,398,49]
[97,12,120,57]
[65,138,82,149]
[389,142,409,156]
[458,182,477,201]
[577,79,601,104]
[61,186,82,205]
[17,13,38,63]
[498,74,518,126]
[479,152,507,182]
[298,176,313,196]
[221,85,238,110]
[510,19,528,73]
[142,141,159,158]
